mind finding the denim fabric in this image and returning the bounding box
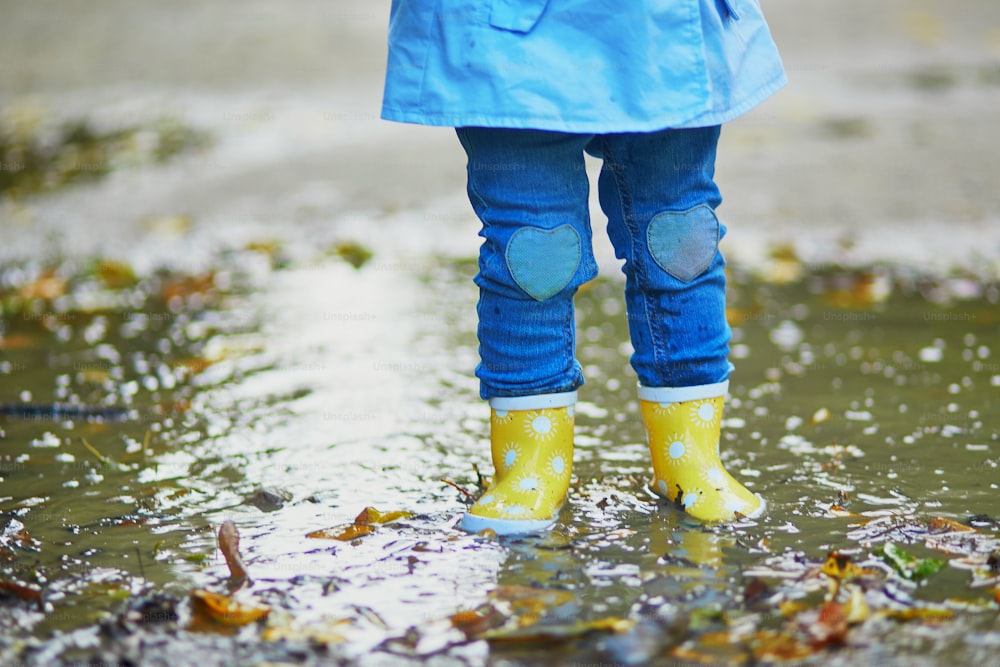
[457,126,731,399]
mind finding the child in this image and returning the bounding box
[382,0,786,534]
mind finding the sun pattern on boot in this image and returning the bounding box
[460,405,574,535]
[640,395,763,522]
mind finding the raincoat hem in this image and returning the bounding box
[381,71,787,133]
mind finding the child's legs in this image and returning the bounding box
[456,127,598,400]
[589,126,730,388]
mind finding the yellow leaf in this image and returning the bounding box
[844,585,870,625]
[883,607,954,622]
[262,617,351,644]
[354,507,414,525]
[95,259,138,289]
[821,552,866,580]
[307,507,413,541]
[778,601,808,618]
[306,523,377,541]
[191,590,269,626]
[482,616,633,643]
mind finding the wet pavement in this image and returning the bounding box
[2,1,1000,665]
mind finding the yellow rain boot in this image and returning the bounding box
[460,392,576,535]
[639,382,764,522]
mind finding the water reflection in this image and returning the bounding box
[1,255,998,664]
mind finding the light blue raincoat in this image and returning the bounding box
[381,0,786,133]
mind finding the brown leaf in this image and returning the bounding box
[161,273,216,302]
[190,590,269,626]
[884,608,954,622]
[0,333,40,351]
[805,601,849,647]
[928,517,975,533]
[0,580,41,603]
[19,271,66,300]
[450,609,505,638]
[218,521,248,581]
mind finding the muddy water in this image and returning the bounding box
[2,251,998,666]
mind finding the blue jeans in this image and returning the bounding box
[456,126,731,400]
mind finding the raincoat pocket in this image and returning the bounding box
[489,0,551,34]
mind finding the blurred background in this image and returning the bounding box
[2,0,999,274]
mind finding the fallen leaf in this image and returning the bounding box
[482,616,633,643]
[354,507,414,525]
[262,615,351,644]
[749,630,814,661]
[875,542,946,581]
[450,609,505,638]
[843,585,870,624]
[190,590,269,626]
[175,357,217,376]
[0,580,41,603]
[821,551,867,580]
[94,259,138,289]
[331,240,373,269]
[161,272,217,302]
[306,523,377,541]
[827,504,856,517]
[928,517,975,533]
[883,607,954,622]
[804,601,849,647]
[307,507,413,541]
[0,333,40,351]
[81,438,130,472]
[19,270,66,300]
[218,521,248,582]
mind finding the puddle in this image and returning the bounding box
[1,250,999,666]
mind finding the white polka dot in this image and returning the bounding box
[657,479,669,495]
[725,496,746,512]
[682,492,699,508]
[551,456,565,474]
[519,476,538,491]
[505,448,518,467]
[495,410,508,418]
[669,441,686,459]
[532,416,552,434]
[506,505,525,516]
[698,403,715,422]
[706,468,725,483]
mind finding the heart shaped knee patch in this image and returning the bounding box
[505,224,582,301]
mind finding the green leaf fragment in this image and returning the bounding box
[875,542,946,581]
